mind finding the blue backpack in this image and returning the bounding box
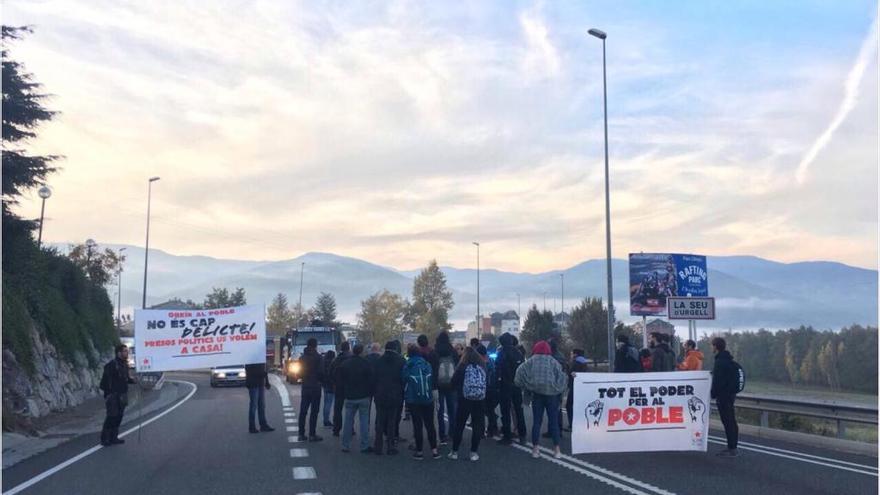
[404,357,433,404]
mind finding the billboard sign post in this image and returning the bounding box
[628,253,708,317]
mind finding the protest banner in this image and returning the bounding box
[571,371,711,454]
[135,305,266,372]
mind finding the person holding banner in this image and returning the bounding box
[99,344,137,446]
[245,361,274,433]
[514,340,567,459]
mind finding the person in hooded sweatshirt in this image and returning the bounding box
[677,339,704,370]
[434,331,460,445]
[566,348,590,432]
[372,341,406,455]
[403,344,440,460]
[650,332,675,372]
[515,340,567,459]
[711,337,740,457]
[297,338,324,442]
[496,332,527,445]
[331,341,352,437]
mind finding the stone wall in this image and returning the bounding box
[2,321,112,431]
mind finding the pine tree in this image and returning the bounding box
[267,293,294,336]
[313,292,337,326]
[410,260,454,340]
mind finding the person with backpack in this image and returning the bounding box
[297,338,324,442]
[330,341,352,437]
[403,344,440,460]
[650,332,675,372]
[496,332,527,445]
[677,339,704,370]
[565,348,589,432]
[477,344,500,439]
[639,348,653,371]
[711,337,741,457]
[614,334,642,372]
[322,350,336,427]
[449,346,487,461]
[515,340,567,459]
[372,341,406,455]
[434,331,459,445]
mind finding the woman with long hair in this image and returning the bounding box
[448,347,488,461]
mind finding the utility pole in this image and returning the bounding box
[142,177,160,308]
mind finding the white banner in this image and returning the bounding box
[134,305,266,372]
[571,371,711,454]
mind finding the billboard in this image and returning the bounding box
[135,305,266,372]
[571,371,712,454]
[629,253,708,316]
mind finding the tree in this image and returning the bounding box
[203,287,247,309]
[266,293,294,336]
[312,292,337,326]
[67,242,125,286]
[519,304,558,349]
[2,26,59,230]
[410,259,454,341]
[567,297,609,361]
[357,290,407,345]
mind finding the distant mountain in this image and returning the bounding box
[58,243,877,332]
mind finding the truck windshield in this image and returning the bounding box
[294,332,335,346]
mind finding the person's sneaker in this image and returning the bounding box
[260,426,275,432]
[470,452,480,462]
[308,435,323,442]
[716,448,740,458]
[531,449,540,459]
[297,435,307,442]
[439,437,449,446]
[554,450,562,459]
[408,443,417,451]
[387,448,399,455]
[111,439,125,445]
[497,437,513,445]
[361,447,375,454]
[447,452,458,460]
[413,452,424,460]
[249,428,259,434]
[432,451,441,460]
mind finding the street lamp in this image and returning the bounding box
[589,27,616,371]
[473,242,480,336]
[37,186,52,249]
[560,273,565,318]
[117,247,126,331]
[142,177,160,309]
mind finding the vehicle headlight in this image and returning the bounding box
[216,372,226,378]
[290,362,301,374]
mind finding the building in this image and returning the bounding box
[553,312,570,331]
[632,318,676,338]
[449,331,468,345]
[500,310,520,335]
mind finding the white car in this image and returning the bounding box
[210,365,247,387]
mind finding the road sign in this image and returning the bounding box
[667,297,715,320]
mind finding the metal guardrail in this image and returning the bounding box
[713,393,878,439]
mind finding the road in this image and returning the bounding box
[3,371,877,495]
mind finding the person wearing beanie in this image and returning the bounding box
[371,341,406,454]
[496,332,527,445]
[514,340,567,459]
[477,344,500,438]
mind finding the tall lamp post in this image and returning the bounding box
[473,242,480,336]
[298,262,305,330]
[37,186,52,249]
[588,27,616,371]
[142,177,160,309]
[117,247,126,331]
[560,273,565,318]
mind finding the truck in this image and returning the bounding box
[284,326,340,383]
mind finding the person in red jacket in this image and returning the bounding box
[677,340,704,371]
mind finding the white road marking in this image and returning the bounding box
[707,438,878,477]
[286,418,296,424]
[285,412,295,417]
[708,435,878,471]
[270,373,290,407]
[288,436,304,443]
[287,426,299,432]
[292,467,317,479]
[4,380,199,495]
[290,448,309,458]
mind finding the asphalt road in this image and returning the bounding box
[3,371,877,495]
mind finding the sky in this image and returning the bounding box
[5,0,879,272]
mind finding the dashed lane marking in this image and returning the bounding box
[285,412,295,417]
[287,426,299,432]
[290,448,309,458]
[286,418,296,424]
[292,467,317,480]
[288,436,304,443]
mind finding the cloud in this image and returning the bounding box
[795,16,879,184]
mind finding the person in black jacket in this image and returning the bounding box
[434,331,460,445]
[614,334,642,372]
[566,348,590,431]
[339,344,374,453]
[372,341,406,454]
[449,347,487,461]
[297,338,324,442]
[496,332,527,445]
[331,341,352,436]
[245,361,274,434]
[545,338,568,438]
[711,337,740,457]
[99,344,137,446]
[322,350,336,427]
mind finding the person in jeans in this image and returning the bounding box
[515,340,566,459]
[711,337,740,457]
[297,338,324,442]
[330,341,352,436]
[245,361,274,434]
[321,350,336,427]
[434,331,460,445]
[403,344,440,460]
[372,341,406,455]
[339,344,374,453]
[496,332,526,445]
[99,344,137,446]
[449,347,487,461]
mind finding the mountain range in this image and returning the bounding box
[57,243,878,333]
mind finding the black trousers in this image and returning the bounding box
[333,389,345,435]
[485,388,500,435]
[453,398,485,453]
[374,404,401,452]
[101,394,127,444]
[566,388,575,429]
[299,387,321,437]
[717,396,738,449]
[410,402,437,452]
[499,384,526,440]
